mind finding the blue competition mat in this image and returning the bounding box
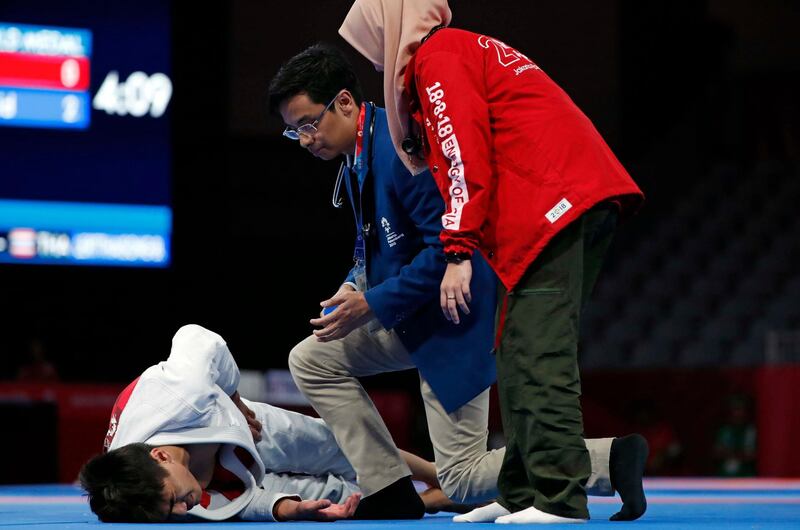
[1,479,799,528]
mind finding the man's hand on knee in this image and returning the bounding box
[310,290,374,342]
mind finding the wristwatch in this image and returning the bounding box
[444,251,472,264]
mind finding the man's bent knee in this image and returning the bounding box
[288,336,318,378]
[436,454,502,505]
[438,466,471,503]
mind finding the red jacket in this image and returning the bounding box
[405,28,644,290]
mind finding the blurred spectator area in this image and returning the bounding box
[581,162,800,370]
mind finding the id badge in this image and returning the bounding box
[354,263,369,292]
[353,234,369,292]
[355,262,381,333]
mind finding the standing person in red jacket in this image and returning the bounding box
[340,0,646,524]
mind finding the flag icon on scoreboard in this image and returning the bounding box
[9,227,37,258]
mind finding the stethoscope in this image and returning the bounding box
[332,102,377,208]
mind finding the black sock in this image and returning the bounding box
[609,434,649,521]
[353,476,425,520]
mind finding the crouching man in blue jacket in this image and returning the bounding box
[269,44,647,522]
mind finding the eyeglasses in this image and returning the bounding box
[282,92,341,140]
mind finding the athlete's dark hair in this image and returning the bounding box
[267,42,364,114]
[79,443,169,523]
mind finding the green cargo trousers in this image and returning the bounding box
[495,205,618,519]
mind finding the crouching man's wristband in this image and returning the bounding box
[444,251,471,264]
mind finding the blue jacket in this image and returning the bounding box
[344,104,496,412]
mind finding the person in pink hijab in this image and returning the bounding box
[341,0,646,524]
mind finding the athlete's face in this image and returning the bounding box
[150,448,203,518]
[279,92,358,160]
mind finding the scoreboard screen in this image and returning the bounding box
[0,1,172,267]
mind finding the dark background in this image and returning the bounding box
[1,2,798,477]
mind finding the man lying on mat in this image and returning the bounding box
[79,324,459,523]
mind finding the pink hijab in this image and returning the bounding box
[340,0,452,175]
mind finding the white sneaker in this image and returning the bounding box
[495,506,587,524]
[453,502,511,523]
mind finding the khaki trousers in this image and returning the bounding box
[289,321,613,502]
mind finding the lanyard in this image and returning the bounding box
[332,103,367,207]
[351,103,376,271]
[353,103,367,178]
